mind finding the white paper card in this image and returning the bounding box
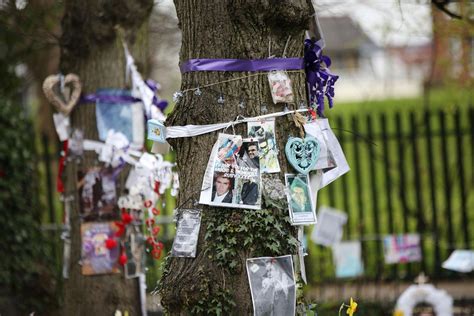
[311,206,347,247]
[332,241,364,278]
[442,250,474,273]
[305,119,350,190]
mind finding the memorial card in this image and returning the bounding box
[171,209,202,258]
[81,222,120,275]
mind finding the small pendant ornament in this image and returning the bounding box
[147,119,166,143]
[285,136,321,174]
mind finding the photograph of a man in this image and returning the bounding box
[247,143,259,167]
[211,173,234,203]
[246,255,296,316]
[289,177,311,213]
[237,141,260,169]
[285,174,317,225]
[248,119,280,173]
[236,140,260,206]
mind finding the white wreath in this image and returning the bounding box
[394,284,453,316]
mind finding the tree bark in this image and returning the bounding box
[160,1,313,314]
[60,1,153,315]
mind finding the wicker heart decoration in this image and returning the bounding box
[42,73,82,116]
[285,136,320,174]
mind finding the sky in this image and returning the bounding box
[314,0,433,46]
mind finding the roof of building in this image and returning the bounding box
[318,16,376,52]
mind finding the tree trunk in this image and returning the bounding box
[160,1,313,314]
[60,1,153,315]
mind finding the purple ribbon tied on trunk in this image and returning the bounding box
[304,39,339,116]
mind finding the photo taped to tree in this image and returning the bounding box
[200,134,261,209]
[268,70,294,104]
[246,255,296,316]
[78,166,120,220]
[248,118,281,173]
[285,174,317,225]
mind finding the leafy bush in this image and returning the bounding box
[0,100,57,314]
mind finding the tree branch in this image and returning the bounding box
[432,0,463,20]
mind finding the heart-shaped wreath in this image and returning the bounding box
[42,73,82,116]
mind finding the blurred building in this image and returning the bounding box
[429,1,473,87]
[320,16,431,101]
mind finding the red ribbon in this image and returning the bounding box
[57,140,69,193]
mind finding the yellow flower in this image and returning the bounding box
[346,297,358,316]
[393,310,404,316]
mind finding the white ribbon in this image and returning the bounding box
[53,113,70,141]
[166,109,308,139]
[123,41,166,122]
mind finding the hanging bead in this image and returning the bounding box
[172,91,183,102]
[194,87,202,96]
[217,94,225,104]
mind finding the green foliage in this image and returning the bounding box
[204,208,298,273]
[0,100,57,313]
[191,286,236,316]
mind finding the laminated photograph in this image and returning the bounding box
[124,229,146,279]
[78,167,118,218]
[383,234,422,264]
[246,255,296,316]
[285,174,317,225]
[311,206,347,247]
[267,70,294,104]
[305,119,350,190]
[95,89,144,150]
[200,134,261,209]
[81,222,120,275]
[332,241,364,278]
[247,118,280,173]
[171,209,201,258]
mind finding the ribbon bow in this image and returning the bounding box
[304,39,339,117]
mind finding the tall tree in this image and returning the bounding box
[59,1,153,314]
[160,1,315,314]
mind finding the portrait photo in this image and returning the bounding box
[246,255,296,316]
[285,174,317,225]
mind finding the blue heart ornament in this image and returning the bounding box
[285,136,320,174]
